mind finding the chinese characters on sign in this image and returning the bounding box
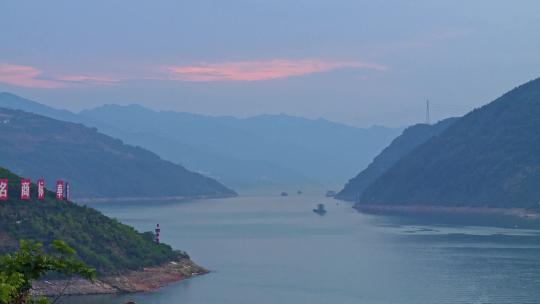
[0,179,8,201]
[56,180,64,200]
[0,178,69,202]
[37,179,45,200]
[20,179,31,200]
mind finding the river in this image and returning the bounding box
[62,195,540,304]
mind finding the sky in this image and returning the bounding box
[1,0,540,127]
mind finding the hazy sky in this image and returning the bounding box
[1,0,540,127]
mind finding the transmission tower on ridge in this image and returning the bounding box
[425,99,431,125]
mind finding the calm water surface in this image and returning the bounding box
[63,195,540,304]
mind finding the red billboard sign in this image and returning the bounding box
[37,179,45,200]
[0,179,8,201]
[56,180,64,200]
[20,179,31,200]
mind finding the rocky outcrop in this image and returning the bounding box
[32,259,208,296]
[32,279,117,296]
[102,258,208,293]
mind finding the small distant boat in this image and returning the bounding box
[313,204,327,215]
[325,190,336,197]
[281,192,289,197]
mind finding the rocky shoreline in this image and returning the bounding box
[354,204,540,219]
[32,258,208,296]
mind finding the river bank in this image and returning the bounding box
[354,204,540,219]
[32,258,208,296]
[75,193,237,204]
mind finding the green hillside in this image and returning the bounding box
[0,107,236,199]
[358,78,540,208]
[0,167,184,274]
[337,118,456,201]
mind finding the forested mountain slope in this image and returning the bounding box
[337,118,457,201]
[358,78,540,208]
[0,107,236,199]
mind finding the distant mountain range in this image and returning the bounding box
[0,92,402,193]
[0,107,236,199]
[341,77,540,209]
[336,117,457,201]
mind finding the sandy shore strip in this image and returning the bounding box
[354,204,540,219]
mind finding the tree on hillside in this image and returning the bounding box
[0,240,95,304]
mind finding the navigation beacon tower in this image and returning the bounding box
[155,224,161,244]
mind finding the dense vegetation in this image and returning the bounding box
[0,240,94,304]
[0,167,184,274]
[0,106,236,199]
[357,77,540,208]
[337,118,456,201]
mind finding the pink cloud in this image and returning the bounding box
[56,74,121,85]
[0,58,388,88]
[164,59,388,82]
[0,63,123,88]
[0,64,64,88]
